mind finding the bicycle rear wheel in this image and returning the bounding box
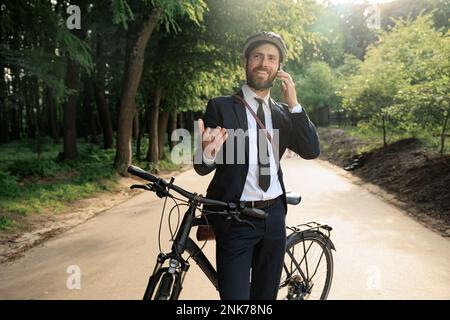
[278,231,334,300]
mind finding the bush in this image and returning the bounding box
[7,158,66,178]
[0,171,20,197]
[0,215,15,231]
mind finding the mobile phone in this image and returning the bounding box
[278,63,284,89]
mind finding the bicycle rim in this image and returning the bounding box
[278,232,333,300]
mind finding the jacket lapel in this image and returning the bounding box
[269,97,283,164]
[232,90,249,160]
[269,97,281,131]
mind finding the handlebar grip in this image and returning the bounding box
[241,207,268,219]
[127,165,159,183]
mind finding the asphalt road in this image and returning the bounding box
[1,158,449,299]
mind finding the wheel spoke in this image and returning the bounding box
[278,233,333,300]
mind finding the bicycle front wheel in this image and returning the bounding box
[278,231,334,300]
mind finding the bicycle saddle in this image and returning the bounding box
[286,192,301,205]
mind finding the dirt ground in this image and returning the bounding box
[318,128,450,237]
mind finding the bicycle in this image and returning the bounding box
[127,165,336,300]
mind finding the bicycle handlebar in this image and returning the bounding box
[128,165,195,200]
[127,165,268,219]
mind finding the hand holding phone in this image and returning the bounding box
[276,66,299,108]
[277,64,287,92]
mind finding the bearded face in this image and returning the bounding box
[246,63,278,90]
[245,43,280,90]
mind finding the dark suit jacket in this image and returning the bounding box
[194,90,320,232]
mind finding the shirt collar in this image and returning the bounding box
[242,84,270,109]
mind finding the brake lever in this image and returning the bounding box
[154,181,170,198]
[234,215,256,230]
[130,184,152,191]
[130,182,171,198]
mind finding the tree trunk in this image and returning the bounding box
[9,94,18,140]
[46,88,60,143]
[61,1,87,161]
[25,77,36,139]
[114,8,163,174]
[34,78,42,139]
[169,109,178,150]
[186,111,194,132]
[11,66,21,139]
[133,109,139,140]
[146,82,162,163]
[177,112,185,131]
[0,65,9,144]
[440,108,449,155]
[158,110,170,160]
[136,108,146,161]
[382,113,387,147]
[62,59,80,160]
[0,32,7,144]
[0,108,9,144]
[42,29,58,143]
[83,76,98,143]
[16,106,22,140]
[94,35,113,149]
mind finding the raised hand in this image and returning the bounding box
[277,70,299,109]
[198,118,228,159]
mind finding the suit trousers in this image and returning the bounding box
[215,196,286,300]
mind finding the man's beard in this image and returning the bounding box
[246,66,277,90]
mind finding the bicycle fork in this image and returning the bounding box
[143,253,190,300]
[143,204,198,300]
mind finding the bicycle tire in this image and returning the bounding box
[143,269,180,300]
[143,270,163,300]
[278,231,334,300]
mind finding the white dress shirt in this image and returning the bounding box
[203,84,303,201]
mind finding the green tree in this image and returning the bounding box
[339,14,449,151]
[301,6,345,68]
[298,61,337,115]
[331,0,378,60]
[114,0,208,175]
[380,0,450,32]
[391,16,450,154]
[0,0,93,153]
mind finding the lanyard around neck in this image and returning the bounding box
[233,94,272,144]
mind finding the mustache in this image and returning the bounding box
[253,67,271,73]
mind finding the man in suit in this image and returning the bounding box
[193,31,320,300]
